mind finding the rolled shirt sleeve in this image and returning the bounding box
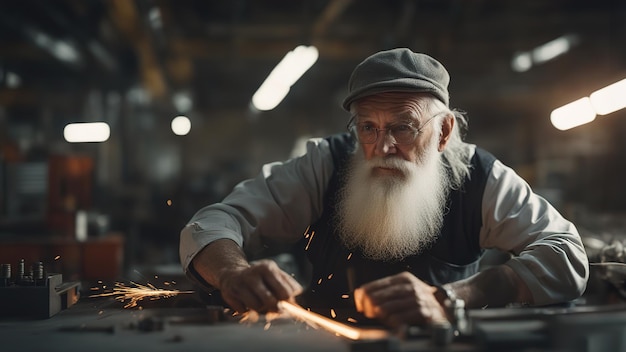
[480,160,589,305]
[179,137,335,273]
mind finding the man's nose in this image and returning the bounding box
[374,130,396,156]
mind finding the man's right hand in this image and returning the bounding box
[218,259,303,313]
[190,239,303,314]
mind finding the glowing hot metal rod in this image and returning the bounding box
[277,301,388,340]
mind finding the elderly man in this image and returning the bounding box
[180,48,588,327]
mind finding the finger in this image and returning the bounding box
[354,287,364,312]
[234,285,266,312]
[360,272,414,294]
[377,296,416,316]
[247,279,279,312]
[366,283,414,304]
[258,289,279,312]
[377,295,447,327]
[263,273,303,309]
[250,263,295,310]
[255,261,302,301]
[358,293,412,322]
[384,309,427,328]
[262,270,296,301]
[356,290,378,318]
[386,304,446,327]
[356,285,403,318]
[279,271,304,295]
[223,295,247,314]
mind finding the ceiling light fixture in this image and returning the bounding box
[512,34,578,72]
[252,45,319,111]
[589,78,626,116]
[64,122,111,143]
[550,97,596,131]
[171,115,191,136]
[30,29,82,65]
[551,78,626,130]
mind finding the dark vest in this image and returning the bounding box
[297,133,496,320]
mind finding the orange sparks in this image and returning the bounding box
[327,274,333,280]
[347,253,353,260]
[89,281,193,308]
[341,294,350,299]
[317,278,323,285]
[304,230,316,251]
[166,199,172,206]
[239,310,282,327]
[54,255,61,260]
[330,309,336,318]
[239,310,260,323]
[347,318,357,323]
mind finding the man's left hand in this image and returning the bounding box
[353,271,448,328]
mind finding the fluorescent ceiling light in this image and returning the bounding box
[551,77,626,131]
[64,122,110,143]
[252,45,319,111]
[532,35,574,64]
[512,34,577,72]
[32,31,82,64]
[589,78,626,115]
[551,97,596,130]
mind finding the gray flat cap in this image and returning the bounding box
[342,48,450,110]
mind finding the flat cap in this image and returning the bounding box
[342,48,450,110]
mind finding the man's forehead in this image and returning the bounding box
[352,92,431,117]
[353,103,426,122]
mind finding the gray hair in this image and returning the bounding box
[427,99,472,190]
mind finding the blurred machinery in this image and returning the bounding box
[0,258,80,318]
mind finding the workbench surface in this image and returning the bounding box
[3,293,626,352]
[0,298,356,352]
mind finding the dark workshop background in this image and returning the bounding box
[0,0,625,286]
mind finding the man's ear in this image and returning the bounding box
[438,114,455,152]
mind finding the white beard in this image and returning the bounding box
[336,142,450,261]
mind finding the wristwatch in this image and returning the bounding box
[433,284,468,343]
[434,284,465,324]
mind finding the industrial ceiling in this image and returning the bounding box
[1,0,625,228]
[1,0,624,118]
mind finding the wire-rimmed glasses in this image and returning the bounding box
[347,113,442,145]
